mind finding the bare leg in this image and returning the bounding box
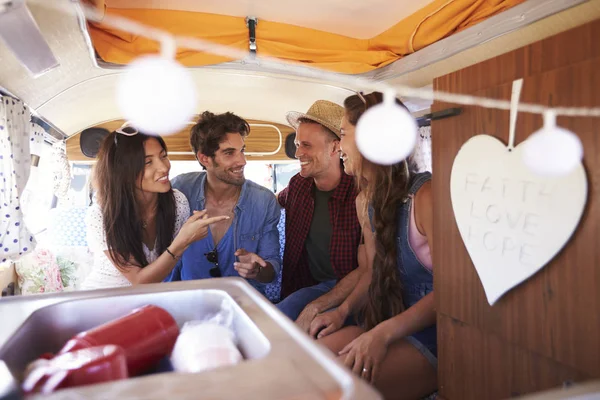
[370,339,437,400]
[318,326,365,354]
[319,328,436,400]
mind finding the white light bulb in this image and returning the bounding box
[522,111,583,177]
[117,56,197,136]
[355,90,417,165]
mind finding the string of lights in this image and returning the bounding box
[27,0,600,176]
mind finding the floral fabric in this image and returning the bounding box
[15,248,63,294]
[14,246,86,295]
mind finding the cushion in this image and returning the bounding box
[14,244,93,295]
[264,209,285,303]
[15,248,65,295]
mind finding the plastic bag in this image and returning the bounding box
[170,299,243,373]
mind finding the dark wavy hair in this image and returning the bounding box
[94,130,176,268]
[344,91,412,330]
[190,111,250,169]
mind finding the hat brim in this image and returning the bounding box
[286,111,341,139]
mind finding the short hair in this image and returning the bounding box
[297,117,338,142]
[190,111,250,159]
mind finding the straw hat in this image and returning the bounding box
[286,100,344,138]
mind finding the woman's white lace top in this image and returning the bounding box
[81,189,190,290]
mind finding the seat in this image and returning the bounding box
[264,209,285,303]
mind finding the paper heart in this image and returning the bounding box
[450,135,587,305]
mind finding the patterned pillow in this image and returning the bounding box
[15,248,64,295]
[52,245,94,289]
[14,245,92,294]
[264,209,285,303]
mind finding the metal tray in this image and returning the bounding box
[0,278,382,400]
[0,289,269,378]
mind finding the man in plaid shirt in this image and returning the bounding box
[276,100,364,333]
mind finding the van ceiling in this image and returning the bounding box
[88,0,527,74]
[104,0,437,39]
[0,0,598,139]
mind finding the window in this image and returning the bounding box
[20,142,55,235]
[274,163,300,192]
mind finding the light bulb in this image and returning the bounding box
[117,56,197,136]
[355,90,417,166]
[522,111,583,177]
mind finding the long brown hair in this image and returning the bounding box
[94,131,176,268]
[344,91,412,330]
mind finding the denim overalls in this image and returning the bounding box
[369,172,437,367]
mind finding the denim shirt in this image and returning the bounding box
[165,172,281,295]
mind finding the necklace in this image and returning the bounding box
[141,202,158,230]
[231,186,242,214]
[225,186,242,218]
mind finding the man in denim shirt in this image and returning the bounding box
[164,111,281,296]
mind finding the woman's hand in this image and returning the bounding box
[172,210,229,254]
[339,329,389,384]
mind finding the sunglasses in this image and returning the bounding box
[204,247,222,278]
[114,122,139,145]
[357,91,367,105]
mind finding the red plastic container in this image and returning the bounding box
[58,305,179,376]
[22,345,128,394]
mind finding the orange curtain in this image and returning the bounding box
[82,0,105,15]
[88,0,525,74]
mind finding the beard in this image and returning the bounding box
[213,159,245,186]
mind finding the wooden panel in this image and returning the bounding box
[432,17,600,94]
[432,19,600,399]
[438,315,591,400]
[66,119,295,162]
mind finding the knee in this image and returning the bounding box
[317,326,365,355]
[317,335,343,354]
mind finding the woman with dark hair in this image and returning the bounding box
[82,123,229,290]
[318,92,437,399]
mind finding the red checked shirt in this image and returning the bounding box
[278,172,361,299]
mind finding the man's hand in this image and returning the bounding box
[309,308,347,339]
[295,303,320,333]
[234,248,267,279]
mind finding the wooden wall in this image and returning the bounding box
[66,119,295,161]
[432,19,600,399]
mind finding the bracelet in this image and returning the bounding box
[166,248,180,261]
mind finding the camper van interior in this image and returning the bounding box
[0,0,599,399]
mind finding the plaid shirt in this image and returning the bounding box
[278,172,361,298]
